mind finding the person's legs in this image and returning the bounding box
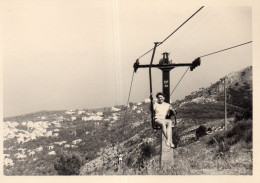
[165,119,172,143]
[155,119,175,148]
[154,119,167,138]
[165,119,175,148]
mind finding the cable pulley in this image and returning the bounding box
[133,59,139,73]
[190,57,201,71]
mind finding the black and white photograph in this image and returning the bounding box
[1,0,259,181]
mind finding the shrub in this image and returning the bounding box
[234,109,252,122]
[172,128,180,147]
[54,151,84,175]
[76,128,85,136]
[217,139,230,154]
[245,129,252,143]
[126,157,134,167]
[141,143,156,159]
[84,152,95,162]
[207,131,226,146]
[207,120,252,149]
[195,125,207,140]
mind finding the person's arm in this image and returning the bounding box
[168,105,177,125]
[169,105,177,116]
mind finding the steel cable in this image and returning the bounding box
[137,6,204,60]
[170,67,189,96]
[123,70,135,123]
[200,41,252,58]
[170,41,252,98]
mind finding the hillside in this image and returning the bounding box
[179,66,252,109]
[3,66,252,175]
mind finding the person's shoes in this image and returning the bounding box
[170,143,175,148]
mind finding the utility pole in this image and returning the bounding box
[133,49,200,168]
[224,77,227,130]
[160,52,172,103]
[159,52,174,169]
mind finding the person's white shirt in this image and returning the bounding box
[154,102,171,119]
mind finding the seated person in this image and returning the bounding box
[153,92,176,148]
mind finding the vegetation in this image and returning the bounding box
[207,120,252,149]
[195,125,207,140]
[3,66,252,175]
[54,151,84,175]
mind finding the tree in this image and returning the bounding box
[54,151,84,175]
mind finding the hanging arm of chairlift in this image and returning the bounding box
[149,42,160,130]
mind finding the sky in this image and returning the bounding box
[2,0,253,117]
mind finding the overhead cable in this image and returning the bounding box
[137,6,205,60]
[200,41,252,58]
[123,70,135,123]
[170,41,252,97]
[170,67,189,96]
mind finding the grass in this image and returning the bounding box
[207,119,252,149]
[123,119,252,175]
[142,140,252,175]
